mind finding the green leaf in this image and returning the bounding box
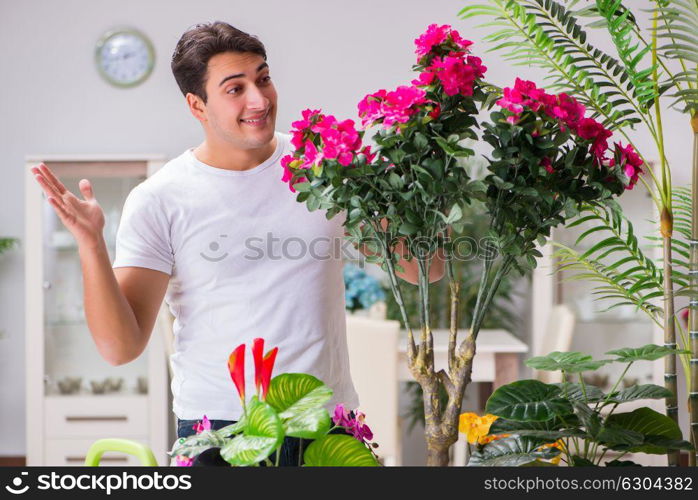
[596,427,645,447]
[525,351,611,373]
[486,380,573,422]
[606,384,673,403]
[572,400,601,438]
[605,344,690,363]
[552,383,605,402]
[468,435,559,467]
[220,399,284,466]
[445,203,463,224]
[398,222,419,236]
[266,373,333,439]
[303,434,379,466]
[169,429,228,460]
[605,407,691,454]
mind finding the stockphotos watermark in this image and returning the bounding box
[199,232,499,266]
[3,470,191,496]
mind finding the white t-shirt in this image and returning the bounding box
[112,131,359,420]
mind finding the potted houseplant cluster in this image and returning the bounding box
[281,23,645,465]
[464,345,693,466]
[170,338,379,466]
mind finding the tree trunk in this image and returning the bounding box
[426,437,453,466]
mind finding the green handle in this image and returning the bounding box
[84,438,158,466]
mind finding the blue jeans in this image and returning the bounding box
[177,416,352,467]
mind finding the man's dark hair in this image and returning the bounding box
[171,21,267,103]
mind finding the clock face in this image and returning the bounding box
[96,29,155,87]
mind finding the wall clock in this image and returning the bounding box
[95,28,155,88]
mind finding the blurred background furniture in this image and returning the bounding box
[533,304,575,383]
[345,313,401,466]
[24,155,170,466]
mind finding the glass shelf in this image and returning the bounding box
[42,173,145,396]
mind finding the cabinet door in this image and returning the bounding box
[45,395,149,438]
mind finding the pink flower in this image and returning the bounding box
[548,93,585,127]
[290,109,321,149]
[175,455,193,466]
[411,70,436,87]
[357,89,387,128]
[333,404,353,428]
[358,85,427,129]
[609,142,643,189]
[302,139,323,169]
[428,102,441,119]
[428,52,485,97]
[360,145,376,163]
[414,24,473,60]
[192,415,211,434]
[497,79,614,162]
[332,404,374,443]
[576,118,612,160]
[352,412,374,442]
[540,157,554,174]
[497,78,551,116]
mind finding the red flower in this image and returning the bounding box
[252,338,278,401]
[227,344,246,403]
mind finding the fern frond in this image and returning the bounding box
[459,0,650,130]
[595,0,661,110]
[650,0,698,114]
[551,203,665,324]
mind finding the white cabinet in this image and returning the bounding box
[25,155,170,466]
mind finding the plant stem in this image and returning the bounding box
[689,112,698,467]
[653,8,679,467]
[446,246,460,374]
[599,362,632,410]
[377,226,416,360]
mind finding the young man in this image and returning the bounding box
[31,21,442,465]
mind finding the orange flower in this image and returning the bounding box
[478,433,511,445]
[537,439,565,465]
[459,412,500,445]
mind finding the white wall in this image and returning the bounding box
[0,0,692,456]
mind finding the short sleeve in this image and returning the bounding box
[112,184,174,275]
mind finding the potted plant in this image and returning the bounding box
[466,345,694,466]
[280,24,640,465]
[169,338,379,466]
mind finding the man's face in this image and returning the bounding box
[195,51,277,149]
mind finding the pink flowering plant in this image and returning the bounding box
[282,24,640,466]
[168,338,378,467]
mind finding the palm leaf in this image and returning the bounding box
[650,0,698,114]
[594,0,661,110]
[553,203,664,323]
[459,0,650,130]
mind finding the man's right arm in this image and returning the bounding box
[80,237,170,366]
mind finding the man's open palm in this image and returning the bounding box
[31,163,105,248]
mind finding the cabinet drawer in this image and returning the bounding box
[45,395,148,438]
[45,437,150,466]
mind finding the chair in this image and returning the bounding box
[84,439,158,466]
[534,304,576,383]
